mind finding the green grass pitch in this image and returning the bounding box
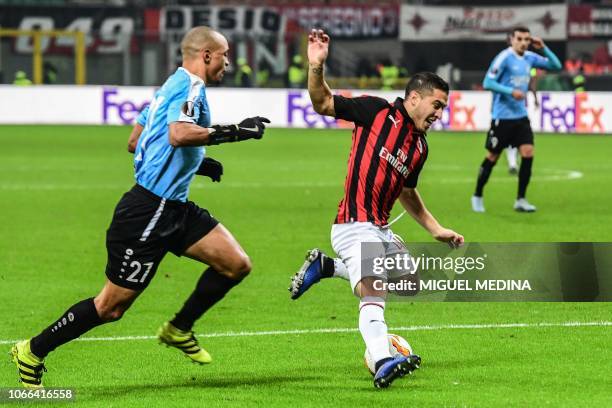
[1,125,611,407]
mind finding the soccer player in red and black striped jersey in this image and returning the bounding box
[289,29,464,389]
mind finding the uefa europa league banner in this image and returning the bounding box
[400,4,567,41]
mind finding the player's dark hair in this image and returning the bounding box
[404,72,449,97]
[510,26,530,37]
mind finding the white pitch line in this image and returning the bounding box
[0,321,609,345]
[0,171,583,191]
[0,167,584,190]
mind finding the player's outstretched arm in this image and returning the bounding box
[530,37,562,71]
[169,122,214,146]
[307,29,335,117]
[399,187,464,248]
[169,116,270,147]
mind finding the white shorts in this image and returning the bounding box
[331,222,408,293]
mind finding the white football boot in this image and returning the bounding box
[471,196,485,213]
[513,198,537,213]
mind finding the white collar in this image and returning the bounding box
[178,67,205,85]
[508,47,525,60]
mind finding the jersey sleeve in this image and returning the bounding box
[166,75,195,125]
[404,150,428,188]
[526,48,562,71]
[136,104,149,127]
[485,51,507,81]
[333,95,389,127]
[483,51,514,95]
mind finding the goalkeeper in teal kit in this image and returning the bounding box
[471,26,561,213]
[12,26,269,388]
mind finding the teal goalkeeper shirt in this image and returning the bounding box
[133,67,211,201]
[483,46,561,120]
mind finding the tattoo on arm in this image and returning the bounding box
[310,66,323,76]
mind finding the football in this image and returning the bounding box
[364,333,413,375]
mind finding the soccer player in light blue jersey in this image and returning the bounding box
[12,26,270,388]
[471,26,561,213]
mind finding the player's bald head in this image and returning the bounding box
[180,26,227,60]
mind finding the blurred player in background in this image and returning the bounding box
[289,29,463,389]
[505,67,540,175]
[472,26,561,213]
[12,26,270,388]
[505,144,519,175]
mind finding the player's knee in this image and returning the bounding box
[96,305,127,322]
[104,308,126,322]
[356,277,387,299]
[486,152,500,162]
[520,146,534,158]
[220,254,251,280]
[233,254,252,279]
[94,299,129,322]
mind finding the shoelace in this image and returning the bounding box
[19,358,47,374]
[178,332,201,349]
[18,359,47,384]
[381,210,407,228]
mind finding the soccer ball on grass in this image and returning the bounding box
[364,333,413,375]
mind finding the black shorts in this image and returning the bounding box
[105,184,219,290]
[485,117,534,154]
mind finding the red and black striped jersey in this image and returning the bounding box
[333,95,428,226]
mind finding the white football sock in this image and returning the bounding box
[333,258,349,280]
[506,147,518,168]
[359,301,392,364]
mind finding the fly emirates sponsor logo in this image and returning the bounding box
[379,146,410,177]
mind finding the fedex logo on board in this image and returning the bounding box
[286,90,360,129]
[448,92,477,130]
[103,87,151,125]
[287,90,479,130]
[540,93,606,133]
[287,91,337,128]
[431,92,477,130]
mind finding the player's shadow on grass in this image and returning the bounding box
[84,374,324,397]
[190,374,324,388]
[422,357,486,370]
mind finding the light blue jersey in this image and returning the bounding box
[483,46,561,120]
[134,67,211,201]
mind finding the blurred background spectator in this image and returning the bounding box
[13,70,32,86]
[377,58,399,90]
[286,55,306,89]
[234,57,253,88]
[43,61,58,85]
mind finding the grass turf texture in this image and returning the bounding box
[0,126,611,407]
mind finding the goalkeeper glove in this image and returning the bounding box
[207,116,270,145]
[195,157,223,182]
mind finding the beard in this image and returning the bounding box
[207,72,225,85]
